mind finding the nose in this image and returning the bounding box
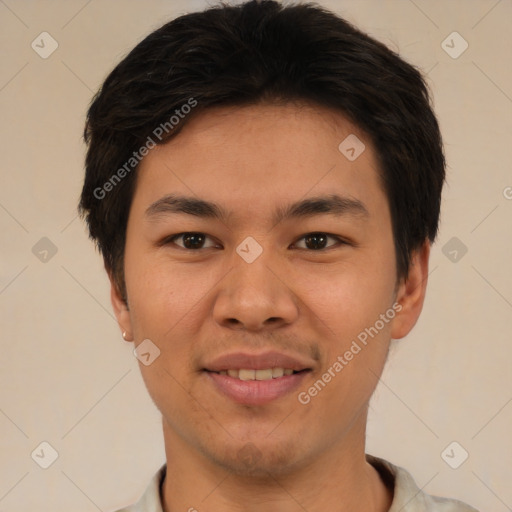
[212,254,300,332]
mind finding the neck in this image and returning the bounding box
[160,415,393,512]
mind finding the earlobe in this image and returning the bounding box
[391,241,430,340]
[108,271,134,342]
[122,331,133,342]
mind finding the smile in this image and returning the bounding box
[204,368,311,405]
[213,368,299,380]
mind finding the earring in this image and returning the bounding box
[122,331,130,341]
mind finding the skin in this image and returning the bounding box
[110,103,430,512]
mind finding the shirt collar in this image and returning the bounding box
[130,455,475,512]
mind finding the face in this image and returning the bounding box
[112,103,428,476]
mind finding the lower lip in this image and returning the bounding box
[205,371,310,406]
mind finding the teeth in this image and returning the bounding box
[255,369,273,380]
[272,367,284,378]
[238,369,256,381]
[217,368,298,381]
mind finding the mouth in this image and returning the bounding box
[202,350,314,405]
[206,368,308,380]
[203,367,312,406]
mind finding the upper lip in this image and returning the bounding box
[204,350,314,372]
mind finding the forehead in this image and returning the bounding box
[131,103,387,222]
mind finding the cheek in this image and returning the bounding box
[297,259,396,342]
[125,252,212,343]
[298,272,395,425]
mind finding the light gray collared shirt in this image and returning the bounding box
[111,456,478,512]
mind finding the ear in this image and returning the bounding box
[107,269,134,342]
[391,240,430,340]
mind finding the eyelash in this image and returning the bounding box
[161,232,349,251]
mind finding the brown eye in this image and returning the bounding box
[305,233,328,250]
[182,233,205,249]
[168,232,218,250]
[294,232,343,250]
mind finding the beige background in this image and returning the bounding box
[1,0,511,511]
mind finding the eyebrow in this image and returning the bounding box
[145,193,369,224]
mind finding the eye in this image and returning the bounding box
[165,232,220,250]
[293,232,345,250]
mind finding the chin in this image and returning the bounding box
[205,437,306,477]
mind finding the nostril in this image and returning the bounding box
[223,317,283,330]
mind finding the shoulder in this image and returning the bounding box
[108,464,167,512]
[367,455,479,512]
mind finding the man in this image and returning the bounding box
[79,1,478,510]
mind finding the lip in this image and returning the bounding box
[203,350,314,372]
[202,350,314,406]
[205,369,311,406]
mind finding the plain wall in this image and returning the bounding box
[0,0,511,511]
